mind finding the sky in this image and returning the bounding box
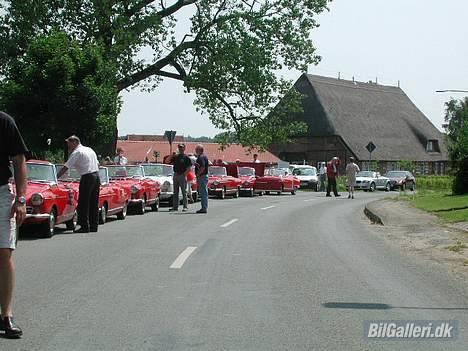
[117,0,468,137]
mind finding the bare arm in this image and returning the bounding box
[56,166,69,180]
[11,154,27,224]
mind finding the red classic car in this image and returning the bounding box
[208,166,242,199]
[255,168,300,195]
[107,165,160,214]
[22,160,78,237]
[56,166,129,224]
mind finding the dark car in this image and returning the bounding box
[384,171,416,191]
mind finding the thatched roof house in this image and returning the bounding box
[270,74,449,174]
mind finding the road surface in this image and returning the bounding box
[2,191,467,350]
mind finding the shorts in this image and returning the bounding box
[0,184,16,250]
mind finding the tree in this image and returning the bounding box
[0,0,330,149]
[444,97,468,194]
[0,31,120,157]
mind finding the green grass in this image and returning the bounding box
[415,176,453,192]
[437,209,468,223]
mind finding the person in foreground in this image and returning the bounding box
[170,144,192,212]
[346,156,360,199]
[0,111,28,338]
[57,136,100,233]
[195,145,209,214]
[326,157,341,197]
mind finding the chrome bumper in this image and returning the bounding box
[26,213,50,219]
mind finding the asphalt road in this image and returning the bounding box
[2,191,467,350]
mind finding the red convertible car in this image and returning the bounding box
[208,166,242,199]
[255,168,300,195]
[107,165,160,214]
[56,166,129,224]
[23,160,78,237]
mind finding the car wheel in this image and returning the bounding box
[66,210,78,231]
[233,188,239,198]
[117,203,127,220]
[250,189,254,197]
[41,209,56,238]
[136,198,146,215]
[151,197,159,211]
[99,204,107,225]
[370,183,376,192]
[401,183,406,191]
[385,182,391,192]
[219,188,225,199]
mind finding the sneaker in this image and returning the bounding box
[182,208,188,212]
[196,209,207,214]
[326,194,332,197]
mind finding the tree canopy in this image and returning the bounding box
[0,0,330,149]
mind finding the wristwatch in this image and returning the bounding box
[16,196,26,206]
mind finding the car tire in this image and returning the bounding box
[385,182,391,192]
[151,197,159,211]
[99,204,107,225]
[136,198,146,215]
[41,209,56,238]
[370,183,376,192]
[233,188,239,198]
[66,210,78,231]
[117,203,127,220]
[250,189,254,197]
[219,188,225,199]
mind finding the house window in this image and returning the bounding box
[426,140,439,152]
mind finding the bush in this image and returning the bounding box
[416,176,453,192]
[453,159,468,195]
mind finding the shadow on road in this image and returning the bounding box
[323,302,468,311]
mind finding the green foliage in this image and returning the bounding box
[397,160,416,172]
[0,0,330,149]
[444,97,468,194]
[416,176,454,192]
[0,31,120,156]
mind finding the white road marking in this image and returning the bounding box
[261,205,276,210]
[220,218,239,228]
[170,246,197,269]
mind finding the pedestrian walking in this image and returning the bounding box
[195,144,209,214]
[114,147,128,165]
[346,157,360,199]
[326,157,340,197]
[57,136,100,233]
[318,162,327,192]
[169,144,192,212]
[0,111,28,338]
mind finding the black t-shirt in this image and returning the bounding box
[0,112,28,185]
[172,154,192,175]
[196,154,209,176]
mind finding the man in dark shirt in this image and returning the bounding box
[0,111,28,338]
[170,144,192,212]
[195,144,209,214]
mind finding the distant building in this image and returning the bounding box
[269,74,449,174]
[116,140,280,164]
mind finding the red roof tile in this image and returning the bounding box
[116,141,280,164]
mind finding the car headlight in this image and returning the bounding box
[131,185,139,194]
[31,193,44,206]
[213,181,220,186]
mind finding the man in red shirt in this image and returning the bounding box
[326,157,341,197]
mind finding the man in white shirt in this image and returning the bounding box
[114,147,128,165]
[253,154,261,163]
[57,136,100,233]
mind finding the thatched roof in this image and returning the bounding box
[294,74,448,161]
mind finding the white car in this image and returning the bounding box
[141,163,181,204]
[290,165,319,191]
[354,171,391,192]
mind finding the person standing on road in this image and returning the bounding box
[57,136,100,233]
[195,144,209,214]
[170,144,192,212]
[114,147,128,165]
[0,111,28,338]
[346,157,360,199]
[318,162,327,192]
[326,157,340,197]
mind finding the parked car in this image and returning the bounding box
[56,166,129,224]
[255,168,300,195]
[22,160,78,237]
[384,170,416,191]
[237,166,261,197]
[354,171,391,192]
[107,165,160,214]
[208,166,242,199]
[290,165,318,191]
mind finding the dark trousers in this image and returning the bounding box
[326,177,339,196]
[78,172,100,230]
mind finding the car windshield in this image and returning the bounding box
[266,168,286,177]
[107,166,129,178]
[126,166,144,177]
[386,171,408,177]
[239,167,255,176]
[209,166,227,176]
[293,168,316,176]
[357,171,375,178]
[142,164,173,177]
[27,163,56,182]
[55,165,80,181]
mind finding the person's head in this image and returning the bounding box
[116,147,125,156]
[177,143,186,154]
[332,156,339,164]
[253,153,258,160]
[349,156,355,163]
[65,135,81,152]
[195,144,204,156]
[236,159,241,164]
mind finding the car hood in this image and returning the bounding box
[146,175,172,184]
[356,176,373,182]
[239,176,256,182]
[295,175,318,181]
[26,181,57,197]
